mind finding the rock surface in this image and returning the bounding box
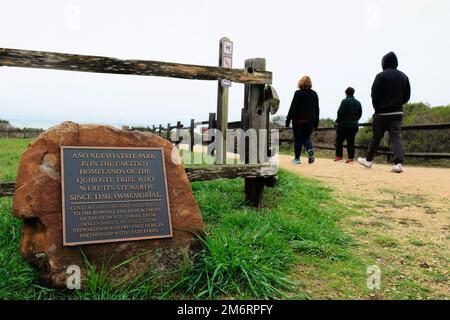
[13,121,204,288]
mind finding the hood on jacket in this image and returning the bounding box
[382,52,399,70]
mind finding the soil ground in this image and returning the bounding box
[279,155,450,299]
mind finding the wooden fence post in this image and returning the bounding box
[166,123,171,140]
[190,118,195,153]
[207,112,216,155]
[243,58,267,208]
[175,121,183,145]
[208,112,216,130]
[239,108,247,162]
[216,37,230,165]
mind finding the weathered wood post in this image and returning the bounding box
[243,58,267,207]
[208,112,216,130]
[166,123,171,140]
[207,113,216,156]
[216,37,232,164]
[190,119,195,153]
[175,121,183,146]
[239,108,247,160]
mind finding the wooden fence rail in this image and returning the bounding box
[145,118,450,160]
[281,142,450,159]
[151,121,450,133]
[278,121,450,159]
[0,48,272,85]
[277,122,450,132]
[1,182,14,197]
[0,129,43,138]
[0,164,271,198]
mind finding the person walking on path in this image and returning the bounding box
[286,76,320,165]
[358,52,411,173]
[335,87,362,164]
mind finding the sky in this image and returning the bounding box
[1,0,450,129]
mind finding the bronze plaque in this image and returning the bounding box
[61,147,172,246]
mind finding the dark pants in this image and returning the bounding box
[293,123,313,159]
[366,114,404,164]
[336,126,359,159]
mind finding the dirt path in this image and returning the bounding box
[279,154,450,299]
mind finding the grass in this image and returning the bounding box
[338,188,450,299]
[0,138,32,181]
[410,239,427,247]
[2,138,448,299]
[0,138,354,299]
[373,235,399,248]
[181,171,352,299]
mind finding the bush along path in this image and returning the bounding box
[280,155,450,299]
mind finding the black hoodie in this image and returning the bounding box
[371,52,411,114]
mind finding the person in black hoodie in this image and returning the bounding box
[286,76,319,164]
[358,52,411,173]
[335,87,362,163]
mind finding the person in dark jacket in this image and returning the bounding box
[358,52,411,173]
[286,76,320,164]
[335,87,362,163]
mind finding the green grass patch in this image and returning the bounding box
[0,138,32,181]
[0,197,63,299]
[410,238,427,247]
[377,189,429,210]
[175,170,353,299]
[373,235,399,248]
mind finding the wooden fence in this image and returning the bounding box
[0,128,43,138]
[143,119,450,159]
[0,45,279,206]
[278,122,450,159]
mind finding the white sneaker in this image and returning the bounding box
[357,157,373,168]
[391,163,403,173]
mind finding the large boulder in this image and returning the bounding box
[13,121,204,288]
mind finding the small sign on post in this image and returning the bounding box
[216,37,232,164]
[220,38,233,87]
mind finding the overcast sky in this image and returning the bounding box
[1,0,450,128]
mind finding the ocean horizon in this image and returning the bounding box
[7,119,149,130]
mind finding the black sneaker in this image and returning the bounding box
[307,150,315,164]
